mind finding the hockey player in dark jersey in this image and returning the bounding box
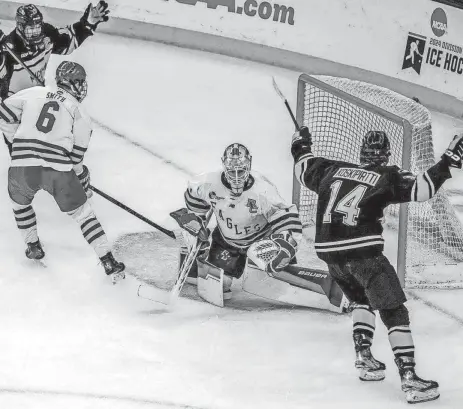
[291,127,463,403]
[0,2,109,99]
[0,2,109,160]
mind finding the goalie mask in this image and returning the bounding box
[56,61,88,102]
[360,131,391,166]
[16,4,45,48]
[222,143,252,196]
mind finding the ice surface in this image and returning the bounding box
[0,27,462,409]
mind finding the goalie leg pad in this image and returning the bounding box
[243,262,347,313]
[197,258,226,307]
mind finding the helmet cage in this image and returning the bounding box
[360,131,391,166]
[16,5,44,46]
[222,143,252,196]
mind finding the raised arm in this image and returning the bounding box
[390,134,462,203]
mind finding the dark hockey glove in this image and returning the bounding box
[78,165,91,196]
[442,133,463,169]
[170,208,210,242]
[290,126,312,160]
[82,1,110,31]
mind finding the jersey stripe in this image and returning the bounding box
[70,144,87,164]
[11,139,72,168]
[314,235,384,253]
[184,189,210,213]
[0,102,19,123]
[269,212,302,234]
[294,153,313,186]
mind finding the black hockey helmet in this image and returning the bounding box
[360,131,391,166]
[56,61,88,102]
[16,4,44,47]
[222,143,252,196]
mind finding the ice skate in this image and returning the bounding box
[395,357,439,404]
[354,333,386,381]
[25,240,45,260]
[100,252,125,284]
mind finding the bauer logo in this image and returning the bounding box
[172,0,295,25]
[431,8,447,37]
[402,33,427,74]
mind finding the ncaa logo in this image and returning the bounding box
[431,8,447,37]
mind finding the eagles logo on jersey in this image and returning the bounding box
[246,198,258,213]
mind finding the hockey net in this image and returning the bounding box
[294,74,463,289]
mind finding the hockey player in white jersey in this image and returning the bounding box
[177,143,346,310]
[0,61,124,282]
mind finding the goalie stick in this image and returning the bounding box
[272,76,300,131]
[138,208,214,306]
[168,208,213,305]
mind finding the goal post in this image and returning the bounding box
[293,74,463,289]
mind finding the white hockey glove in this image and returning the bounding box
[442,133,463,169]
[170,208,210,242]
[77,165,92,198]
[247,231,297,275]
[82,1,110,30]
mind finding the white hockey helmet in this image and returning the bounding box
[221,143,252,196]
[56,61,88,102]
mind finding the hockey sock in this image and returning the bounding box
[380,306,415,359]
[388,326,415,359]
[353,304,376,347]
[12,202,38,244]
[69,202,110,258]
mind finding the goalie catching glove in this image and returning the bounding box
[170,208,210,242]
[247,231,297,275]
[442,133,463,169]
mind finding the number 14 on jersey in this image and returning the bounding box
[323,180,368,227]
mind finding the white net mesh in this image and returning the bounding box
[295,75,463,288]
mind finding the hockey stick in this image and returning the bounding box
[1,42,45,86]
[272,76,300,131]
[1,44,176,240]
[168,208,214,305]
[89,185,176,239]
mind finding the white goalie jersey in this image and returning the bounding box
[184,171,302,249]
